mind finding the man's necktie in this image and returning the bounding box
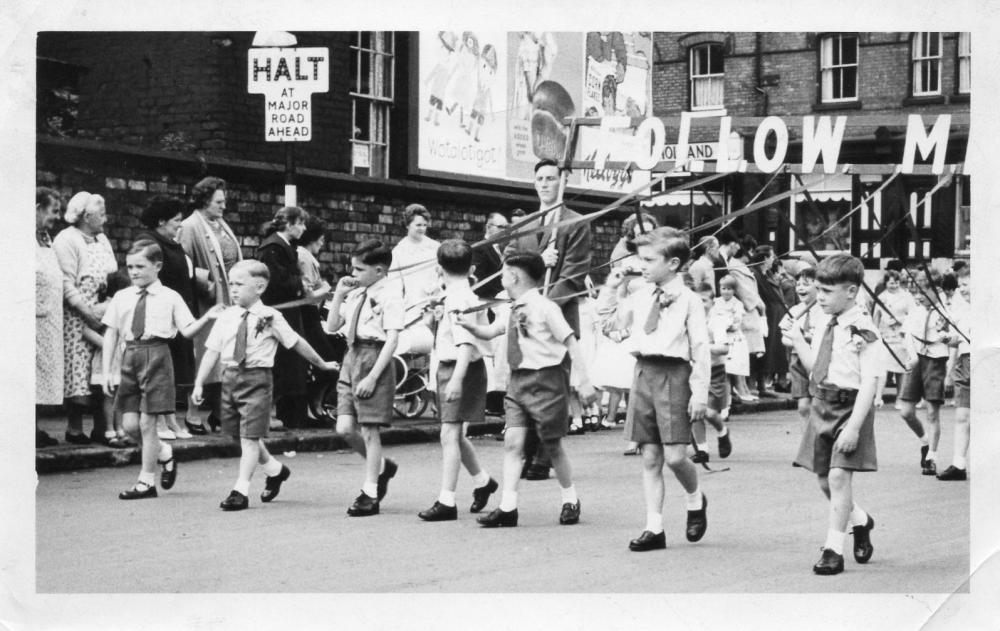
[508,305,524,370]
[644,287,663,335]
[346,289,367,346]
[233,310,250,364]
[131,289,148,340]
[811,316,838,386]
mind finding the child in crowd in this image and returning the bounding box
[417,240,499,521]
[780,266,823,424]
[712,275,750,402]
[85,270,131,448]
[872,270,915,408]
[939,266,970,481]
[101,240,221,500]
[596,227,711,552]
[326,240,405,517]
[193,260,338,511]
[899,269,952,476]
[458,252,596,528]
[784,254,880,575]
[692,283,733,463]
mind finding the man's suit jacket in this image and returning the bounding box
[471,243,504,299]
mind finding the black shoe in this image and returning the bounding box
[377,459,398,501]
[629,530,666,552]
[260,464,291,502]
[718,432,732,459]
[813,548,845,575]
[922,459,937,476]
[220,490,249,511]
[937,465,968,481]
[690,450,709,464]
[477,507,518,528]
[184,419,208,436]
[525,464,550,481]
[159,458,177,490]
[64,431,91,445]
[623,446,641,456]
[685,494,708,542]
[119,483,157,500]
[920,445,929,469]
[559,500,581,525]
[207,412,221,433]
[36,430,58,448]
[347,492,379,516]
[470,478,499,513]
[851,515,875,564]
[418,501,458,522]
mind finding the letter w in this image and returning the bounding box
[801,116,846,174]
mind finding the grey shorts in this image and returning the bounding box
[789,355,810,399]
[337,343,396,426]
[504,363,570,442]
[221,366,272,440]
[794,395,877,476]
[436,358,487,424]
[626,357,692,445]
[117,341,175,415]
[899,354,948,404]
[708,363,730,412]
[953,353,970,409]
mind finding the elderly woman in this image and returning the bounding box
[179,176,242,430]
[36,187,64,447]
[52,191,119,444]
[389,204,441,313]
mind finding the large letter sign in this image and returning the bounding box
[248,47,329,142]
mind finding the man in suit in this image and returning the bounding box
[472,212,508,301]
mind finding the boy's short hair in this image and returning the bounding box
[504,252,545,284]
[437,239,473,275]
[230,259,270,282]
[353,239,393,268]
[941,273,959,292]
[719,274,738,290]
[128,239,163,264]
[695,282,715,297]
[955,263,970,278]
[795,266,817,282]
[633,226,691,266]
[815,253,864,287]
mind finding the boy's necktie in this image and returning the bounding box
[811,316,838,386]
[233,310,250,364]
[644,287,663,334]
[131,289,148,340]
[346,289,367,346]
[921,309,933,354]
[507,305,524,370]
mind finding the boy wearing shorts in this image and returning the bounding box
[693,283,732,463]
[417,240,498,521]
[193,260,338,511]
[597,227,711,552]
[780,266,822,424]
[102,240,221,499]
[939,266,970,481]
[459,252,596,527]
[326,240,405,517]
[784,254,879,575]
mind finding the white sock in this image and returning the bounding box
[379,458,386,474]
[919,435,929,446]
[437,490,456,507]
[953,456,967,469]
[849,505,868,527]
[104,430,117,439]
[233,480,250,495]
[137,471,155,486]
[719,408,730,421]
[696,442,709,452]
[499,490,518,511]
[560,485,578,505]
[824,529,846,555]
[472,471,491,487]
[158,442,173,462]
[361,482,378,498]
[645,512,664,534]
[262,457,282,477]
[685,489,703,510]
[717,425,728,437]
[927,450,938,462]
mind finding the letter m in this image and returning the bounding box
[902,114,951,175]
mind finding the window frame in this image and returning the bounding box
[688,42,725,111]
[349,31,395,177]
[911,32,943,97]
[818,34,859,104]
[956,32,970,95]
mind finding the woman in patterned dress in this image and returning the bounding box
[52,191,119,444]
[36,187,64,447]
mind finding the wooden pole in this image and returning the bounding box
[542,120,578,295]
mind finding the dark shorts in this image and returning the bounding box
[221,367,273,440]
[899,354,948,404]
[953,353,970,409]
[626,357,692,445]
[436,358,487,424]
[789,355,810,399]
[116,341,175,415]
[505,364,570,442]
[708,363,730,412]
[337,343,396,426]
[794,394,877,476]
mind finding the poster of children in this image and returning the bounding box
[419,31,507,178]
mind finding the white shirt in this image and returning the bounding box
[508,288,574,370]
[435,283,492,362]
[101,281,194,341]
[810,304,883,390]
[903,303,951,359]
[390,237,441,310]
[950,298,971,356]
[335,276,405,341]
[205,300,300,368]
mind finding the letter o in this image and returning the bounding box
[753,116,789,174]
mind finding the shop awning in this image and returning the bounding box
[641,191,722,207]
[793,173,851,203]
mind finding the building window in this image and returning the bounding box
[689,43,724,110]
[911,32,942,96]
[819,35,858,103]
[789,173,852,252]
[350,31,394,177]
[957,32,970,94]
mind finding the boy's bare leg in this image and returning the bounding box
[440,423,463,493]
[704,409,725,433]
[237,438,261,489]
[641,444,666,529]
[898,400,928,439]
[951,407,970,469]
[826,468,853,544]
[361,425,382,489]
[498,427,526,509]
[458,431,484,478]
[691,420,707,446]
[544,438,573,488]
[798,397,812,422]
[926,402,942,452]
[138,413,161,477]
[336,415,367,458]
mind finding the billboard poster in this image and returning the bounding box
[418,31,508,178]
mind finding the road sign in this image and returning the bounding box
[248,47,329,142]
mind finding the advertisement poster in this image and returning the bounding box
[418,31,507,178]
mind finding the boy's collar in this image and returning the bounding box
[135,280,163,294]
[512,287,540,305]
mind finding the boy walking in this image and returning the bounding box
[938,266,970,481]
[102,240,221,499]
[417,240,499,521]
[784,254,879,575]
[193,260,338,511]
[597,227,711,552]
[780,266,823,424]
[458,252,595,527]
[325,240,405,516]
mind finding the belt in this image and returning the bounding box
[352,338,385,348]
[125,337,170,347]
[223,364,271,372]
[809,384,858,404]
[635,355,689,365]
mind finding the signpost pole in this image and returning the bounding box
[284,143,297,207]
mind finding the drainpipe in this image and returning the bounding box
[754,32,769,117]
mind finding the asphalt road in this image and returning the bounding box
[36,406,969,594]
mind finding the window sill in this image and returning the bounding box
[951,93,970,104]
[903,94,946,106]
[812,101,863,112]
